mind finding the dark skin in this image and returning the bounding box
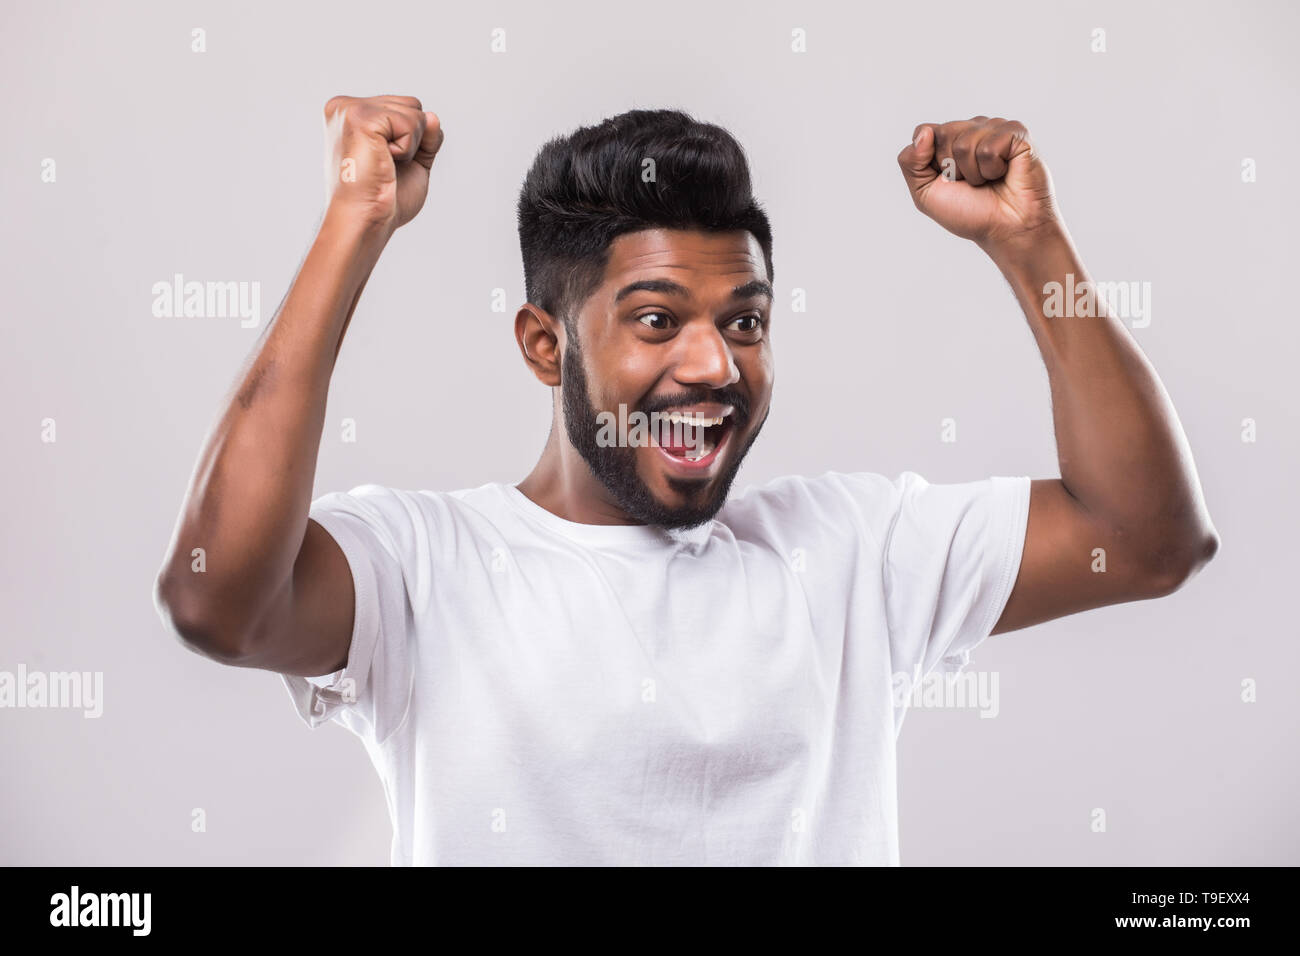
[515,228,774,525]
[154,98,1218,683]
[519,117,1220,634]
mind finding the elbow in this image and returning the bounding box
[153,571,252,666]
[1142,525,1221,598]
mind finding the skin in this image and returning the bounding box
[896,117,1219,630]
[153,95,440,675]
[515,228,774,527]
[153,99,1218,682]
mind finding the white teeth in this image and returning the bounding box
[664,412,724,426]
[656,411,727,461]
[684,433,720,461]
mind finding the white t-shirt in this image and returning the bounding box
[280,470,1030,865]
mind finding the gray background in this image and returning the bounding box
[2,0,1296,865]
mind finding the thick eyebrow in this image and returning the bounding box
[613,278,773,304]
[731,279,773,302]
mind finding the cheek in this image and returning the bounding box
[742,347,774,407]
[602,352,663,410]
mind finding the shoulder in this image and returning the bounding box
[309,482,510,557]
[717,470,915,550]
[721,470,912,514]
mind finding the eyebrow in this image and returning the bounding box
[613,278,773,304]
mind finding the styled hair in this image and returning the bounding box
[516,108,774,327]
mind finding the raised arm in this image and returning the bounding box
[153,95,443,675]
[896,117,1219,634]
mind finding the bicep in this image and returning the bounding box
[992,479,1164,634]
[242,518,356,676]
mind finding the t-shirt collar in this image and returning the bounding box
[500,484,714,551]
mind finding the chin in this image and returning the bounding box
[648,486,729,530]
[573,411,766,532]
[633,457,736,530]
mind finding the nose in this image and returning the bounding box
[672,323,740,390]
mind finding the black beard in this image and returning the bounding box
[560,328,766,530]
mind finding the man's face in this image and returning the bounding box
[561,228,773,529]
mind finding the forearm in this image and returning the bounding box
[984,227,1219,573]
[157,211,389,647]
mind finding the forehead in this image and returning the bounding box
[600,228,766,288]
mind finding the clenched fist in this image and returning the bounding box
[324,94,444,234]
[897,116,1061,252]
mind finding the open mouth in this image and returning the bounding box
[652,412,734,468]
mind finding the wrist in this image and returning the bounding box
[304,207,392,305]
[979,219,1073,273]
[981,221,1086,317]
[319,204,394,254]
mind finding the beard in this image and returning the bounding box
[560,328,766,530]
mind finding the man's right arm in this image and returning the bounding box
[153,95,443,677]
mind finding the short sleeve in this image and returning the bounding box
[279,485,415,745]
[883,471,1031,687]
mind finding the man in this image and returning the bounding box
[153,95,1219,865]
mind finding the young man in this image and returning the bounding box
[154,96,1219,865]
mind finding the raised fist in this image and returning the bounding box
[897,116,1060,251]
[323,94,444,233]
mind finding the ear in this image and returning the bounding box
[515,303,563,387]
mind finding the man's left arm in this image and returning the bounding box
[897,117,1220,634]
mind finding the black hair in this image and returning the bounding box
[516,108,774,327]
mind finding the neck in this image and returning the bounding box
[516,425,643,526]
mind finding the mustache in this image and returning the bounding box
[638,388,751,425]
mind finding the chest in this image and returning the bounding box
[397,541,900,862]
[416,546,845,798]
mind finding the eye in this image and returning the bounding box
[638,311,674,331]
[727,314,764,334]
